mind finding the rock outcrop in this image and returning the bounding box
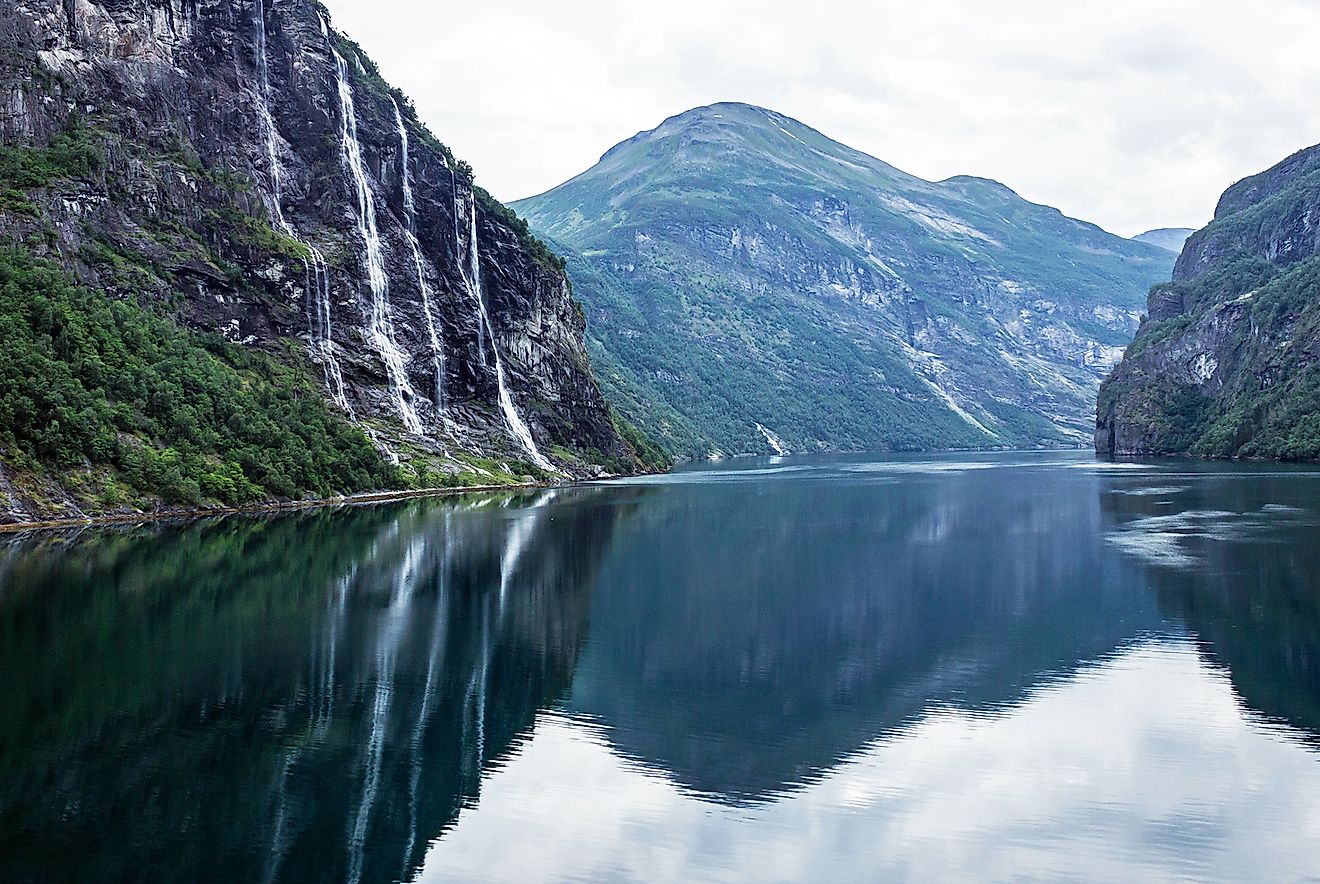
[1097,143,1320,459]
[0,0,634,514]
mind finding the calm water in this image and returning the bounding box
[3,451,1320,882]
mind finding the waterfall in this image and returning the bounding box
[452,167,486,365]
[393,98,448,412]
[253,0,284,227]
[252,0,351,413]
[307,246,351,409]
[462,194,555,471]
[325,17,423,434]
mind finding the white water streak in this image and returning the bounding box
[327,21,423,433]
[462,194,554,471]
[393,98,448,413]
[756,422,788,456]
[254,1,350,412]
[346,538,424,884]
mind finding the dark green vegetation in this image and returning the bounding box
[0,248,398,509]
[516,103,1176,458]
[1098,141,1320,460]
[1101,257,1320,458]
[0,122,103,215]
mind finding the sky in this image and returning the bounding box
[323,0,1320,238]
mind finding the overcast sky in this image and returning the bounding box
[323,0,1320,238]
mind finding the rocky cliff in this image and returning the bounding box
[1097,142,1320,459]
[0,0,638,522]
[514,103,1176,458]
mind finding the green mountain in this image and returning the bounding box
[514,102,1176,457]
[1098,142,1320,459]
[1132,228,1196,253]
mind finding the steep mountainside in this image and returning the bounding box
[1098,142,1320,459]
[1132,228,1195,253]
[0,0,640,523]
[514,103,1176,457]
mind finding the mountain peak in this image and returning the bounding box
[663,102,803,130]
[597,102,818,163]
[513,104,1176,457]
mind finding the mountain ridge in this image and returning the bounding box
[1132,227,1196,253]
[515,101,1177,457]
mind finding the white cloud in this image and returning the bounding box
[323,0,1320,237]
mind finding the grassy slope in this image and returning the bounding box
[0,246,402,511]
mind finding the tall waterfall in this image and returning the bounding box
[451,167,486,366]
[392,98,447,412]
[462,194,555,471]
[253,0,284,226]
[306,247,351,409]
[325,16,424,434]
[252,0,350,413]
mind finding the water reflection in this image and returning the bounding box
[0,490,636,884]
[6,454,1320,882]
[1098,463,1320,741]
[567,456,1167,803]
[428,639,1320,883]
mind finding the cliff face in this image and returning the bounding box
[514,103,1176,458]
[0,0,633,518]
[1097,143,1320,459]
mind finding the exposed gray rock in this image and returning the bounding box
[0,0,631,478]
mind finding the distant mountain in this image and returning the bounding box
[1099,143,1320,459]
[514,103,1177,457]
[1131,228,1196,253]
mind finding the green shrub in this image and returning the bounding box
[0,247,399,505]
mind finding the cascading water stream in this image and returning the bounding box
[324,16,423,434]
[461,193,555,471]
[253,0,284,227]
[252,0,350,413]
[393,98,448,412]
[306,246,351,409]
[452,169,486,366]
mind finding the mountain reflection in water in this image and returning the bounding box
[4,453,1320,882]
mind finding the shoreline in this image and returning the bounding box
[10,446,1305,537]
[0,481,560,537]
